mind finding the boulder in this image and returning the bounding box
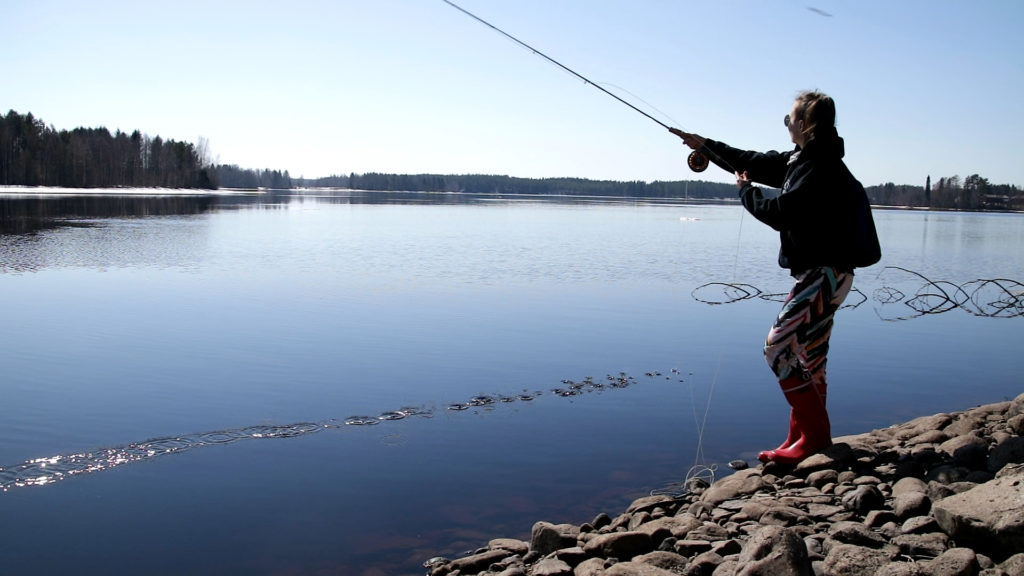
[932,468,1024,561]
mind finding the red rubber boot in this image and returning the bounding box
[758,376,831,465]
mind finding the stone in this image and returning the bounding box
[674,539,712,557]
[939,434,991,469]
[700,468,765,506]
[573,557,607,576]
[988,436,1024,473]
[925,547,979,576]
[603,561,681,575]
[491,538,530,555]
[892,533,949,558]
[893,491,931,519]
[582,532,654,560]
[444,549,514,575]
[828,521,887,548]
[633,550,690,572]
[806,469,838,489]
[892,477,929,496]
[822,543,892,576]
[932,468,1024,562]
[841,484,885,514]
[901,516,940,534]
[687,551,724,575]
[531,558,572,576]
[732,525,812,576]
[532,522,579,557]
[874,563,927,576]
[634,514,702,539]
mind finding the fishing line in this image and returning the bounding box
[440,0,728,173]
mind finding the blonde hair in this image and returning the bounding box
[794,91,836,139]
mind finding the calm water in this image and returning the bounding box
[1,190,1022,575]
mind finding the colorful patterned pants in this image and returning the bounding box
[764,266,854,392]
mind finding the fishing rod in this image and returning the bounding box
[441,0,713,173]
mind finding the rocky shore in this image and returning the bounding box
[425,393,1024,576]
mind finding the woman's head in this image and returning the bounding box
[786,90,835,146]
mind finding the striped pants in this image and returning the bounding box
[764,266,854,392]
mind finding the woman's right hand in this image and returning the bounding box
[668,128,706,150]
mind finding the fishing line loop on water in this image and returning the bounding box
[690,267,1024,320]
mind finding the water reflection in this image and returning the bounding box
[0,194,218,235]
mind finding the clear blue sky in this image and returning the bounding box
[4,1,1022,187]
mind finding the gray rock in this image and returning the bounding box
[828,521,887,548]
[492,538,530,555]
[531,558,572,576]
[732,525,811,576]
[988,436,1024,473]
[994,552,1024,576]
[531,522,578,557]
[874,563,927,576]
[633,550,690,572]
[892,477,929,496]
[806,469,839,489]
[894,414,954,441]
[684,551,724,576]
[573,557,607,576]
[582,531,654,560]
[822,543,891,576]
[634,514,702,539]
[925,547,979,576]
[603,560,682,575]
[841,484,885,514]
[892,532,949,558]
[700,469,765,506]
[939,434,990,469]
[444,549,514,575]
[901,515,940,534]
[893,491,931,519]
[932,467,1024,562]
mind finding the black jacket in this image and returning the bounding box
[702,128,881,274]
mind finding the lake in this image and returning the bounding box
[1,190,1022,575]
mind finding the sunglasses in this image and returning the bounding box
[784,114,792,127]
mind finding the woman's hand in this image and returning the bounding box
[735,170,751,190]
[668,128,706,150]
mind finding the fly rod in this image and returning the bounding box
[441,0,713,172]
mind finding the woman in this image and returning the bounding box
[671,91,881,465]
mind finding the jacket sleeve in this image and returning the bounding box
[739,161,826,232]
[702,139,791,189]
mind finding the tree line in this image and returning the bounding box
[297,172,741,201]
[0,110,216,189]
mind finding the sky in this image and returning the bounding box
[3,0,1023,187]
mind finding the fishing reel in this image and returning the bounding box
[687,151,709,173]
